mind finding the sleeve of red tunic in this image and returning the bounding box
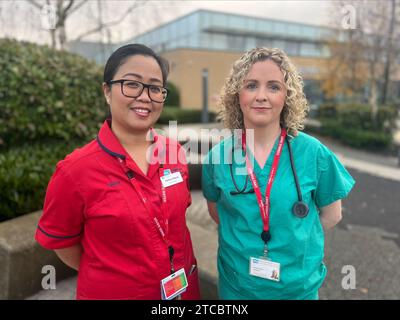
[35,163,85,249]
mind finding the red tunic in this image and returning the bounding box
[36,120,200,299]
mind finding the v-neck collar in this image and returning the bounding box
[96,119,161,180]
[236,131,281,177]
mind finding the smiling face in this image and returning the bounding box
[103,54,164,134]
[239,59,287,129]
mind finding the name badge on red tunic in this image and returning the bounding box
[160,171,183,188]
[161,268,188,300]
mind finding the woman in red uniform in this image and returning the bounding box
[35,44,201,300]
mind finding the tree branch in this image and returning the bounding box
[71,0,147,42]
[63,0,75,15]
[26,0,43,10]
[67,0,86,16]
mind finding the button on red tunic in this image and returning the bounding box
[35,120,200,299]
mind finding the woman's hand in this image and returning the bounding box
[55,244,82,271]
[319,200,342,231]
[207,201,219,224]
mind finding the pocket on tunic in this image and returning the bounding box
[85,189,137,242]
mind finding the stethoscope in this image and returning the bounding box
[229,135,309,218]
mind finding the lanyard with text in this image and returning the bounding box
[242,128,287,256]
[117,129,175,274]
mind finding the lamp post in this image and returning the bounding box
[202,68,209,123]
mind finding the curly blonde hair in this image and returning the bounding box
[218,47,309,136]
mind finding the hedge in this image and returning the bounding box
[0,39,106,150]
[0,141,81,222]
[316,103,397,150]
[164,81,180,107]
[0,39,219,221]
[158,107,216,124]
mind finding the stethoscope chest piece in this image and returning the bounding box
[292,201,309,218]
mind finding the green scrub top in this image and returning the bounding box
[202,131,355,300]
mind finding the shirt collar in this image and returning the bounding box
[96,119,162,177]
[96,119,128,160]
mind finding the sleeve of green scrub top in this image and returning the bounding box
[201,151,221,202]
[315,144,356,208]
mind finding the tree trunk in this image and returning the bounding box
[50,29,56,49]
[382,0,396,105]
[59,23,66,50]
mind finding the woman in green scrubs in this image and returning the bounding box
[202,47,355,300]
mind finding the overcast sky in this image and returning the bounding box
[0,0,338,45]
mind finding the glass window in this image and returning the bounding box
[287,24,300,37]
[284,41,300,56]
[245,37,257,50]
[229,15,246,30]
[191,34,201,49]
[199,11,211,29]
[321,45,330,58]
[257,19,273,34]
[175,19,183,38]
[176,35,188,48]
[308,26,319,39]
[160,26,167,43]
[303,80,325,105]
[174,24,180,40]
[210,11,227,28]
[199,33,209,48]
[272,40,285,50]
[300,43,314,56]
[226,35,246,50]
[187,13,199,34]
[247,18,257,31]
[256,37,272,48]
[211,33,228,50]
[274,22,287,35]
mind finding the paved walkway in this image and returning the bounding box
[27,122,400,300]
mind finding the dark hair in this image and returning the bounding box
[103,44,169,85]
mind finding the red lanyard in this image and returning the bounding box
[116,129,175,273]
[117,159,169,245]
[241,128,287,242]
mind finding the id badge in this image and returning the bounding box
[249,257,280,282]
[160,171,183,188]
[160,268,188,300]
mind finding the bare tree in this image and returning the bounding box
[27,0,87,49]
[71,0,147,43]
[324,0,400,121]
[25,0,149,50]
[381,0,398,105]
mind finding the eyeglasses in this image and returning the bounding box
[107,79,168,103]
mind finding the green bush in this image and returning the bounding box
[158,107,216,124]
[0,141,81,222]
[320,119,392,149]
[316,103,396,150]
[164,81,180,107]
[318,103,396,131]
[317,103,337,118]
[0,40,219,221]
[0,39,106,150]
